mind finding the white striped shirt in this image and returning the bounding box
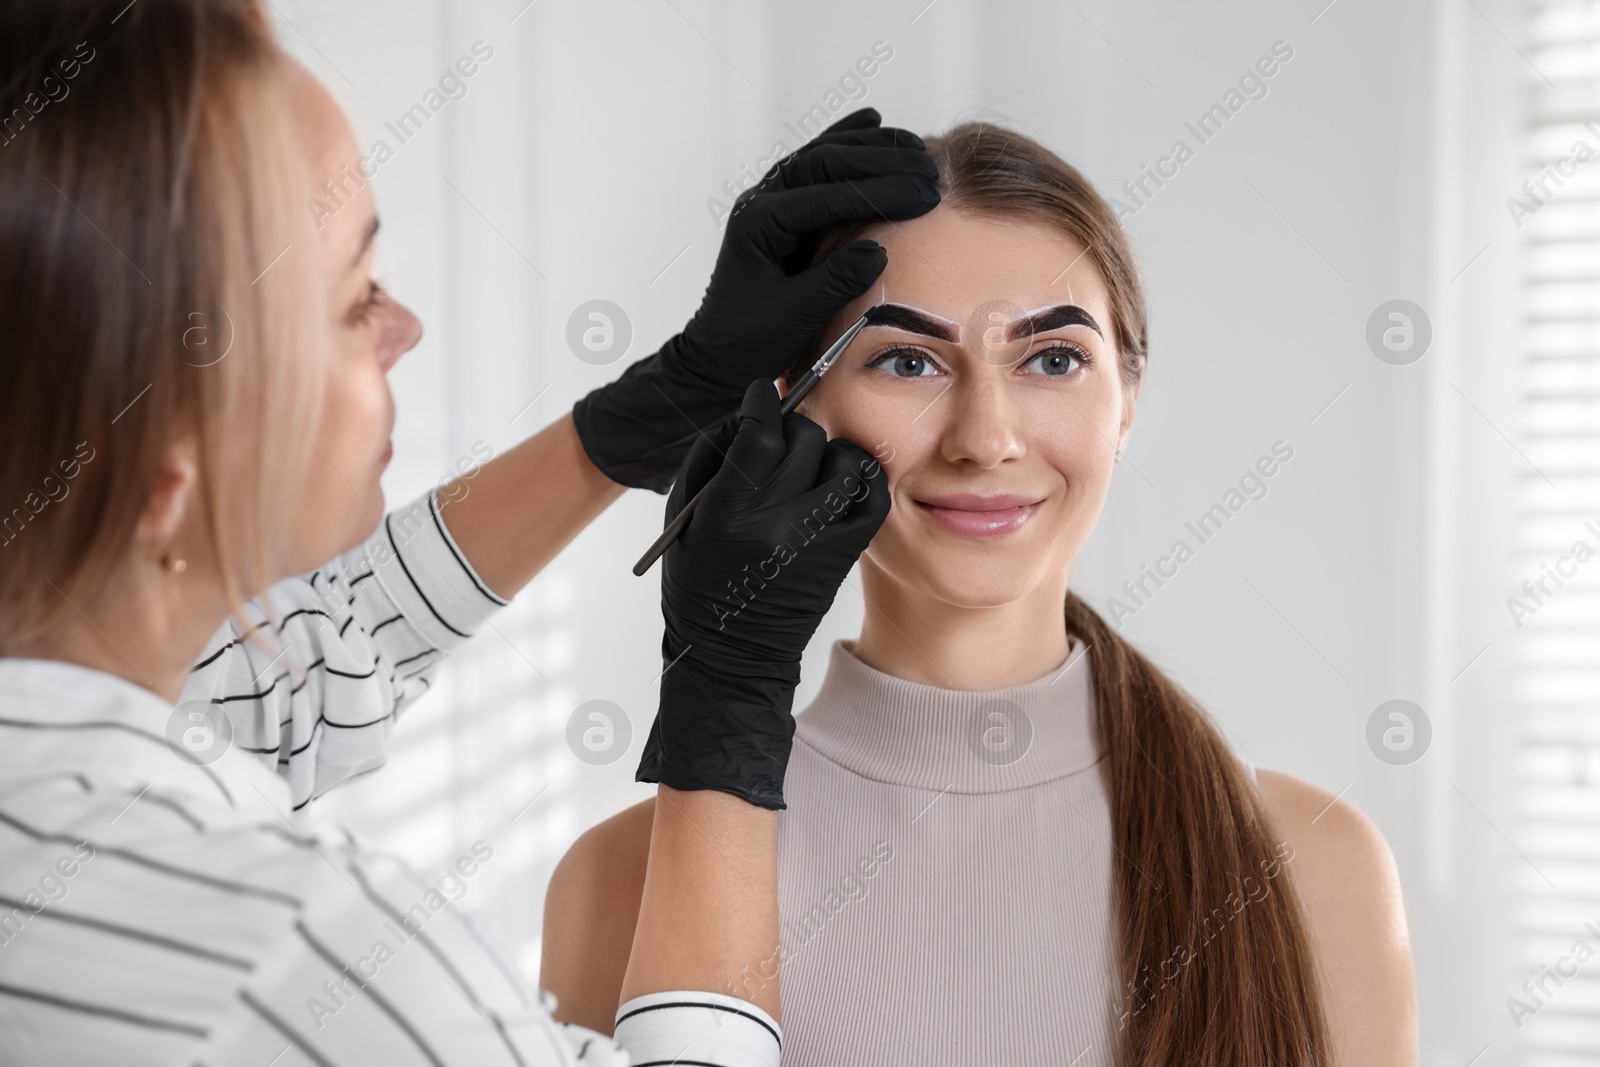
[181,490,504,811]
[0,491,781,1066]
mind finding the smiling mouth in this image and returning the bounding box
[914,494,1044,538]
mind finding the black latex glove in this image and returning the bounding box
[572,107,939,491]
[637,380,891,809]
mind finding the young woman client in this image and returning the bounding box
[545,123,1418,1066]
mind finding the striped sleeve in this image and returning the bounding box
[614,991,782,1067]
[181,490,508,809]
[0,775,618,1067]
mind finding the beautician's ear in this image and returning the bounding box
[136,436,201,548]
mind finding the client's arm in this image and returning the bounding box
[543,799,655,1032]
[1257,770,1417,1066]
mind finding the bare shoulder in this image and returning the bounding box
[540,796,655,1035]
[1255,769,1417,1066]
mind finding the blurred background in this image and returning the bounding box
[271,0,1592,1061]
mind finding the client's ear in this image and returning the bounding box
[1116,358,1144,452]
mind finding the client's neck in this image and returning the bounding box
[851,561,1072,690]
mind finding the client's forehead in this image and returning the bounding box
[862,206,1110,326]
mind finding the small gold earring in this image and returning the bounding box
[160,551,187,574]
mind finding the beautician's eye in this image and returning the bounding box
[350,280,387,327]
[866,346,943,378]
[1021,343,1091,377]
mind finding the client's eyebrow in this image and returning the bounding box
[862,302,958,342]
[1008,304,1102,340]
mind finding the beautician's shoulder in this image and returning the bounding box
[1255,769,1418,1066]
[541,797,655,1035]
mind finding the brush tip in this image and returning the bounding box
[861,303,895,326]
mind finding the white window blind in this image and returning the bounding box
[1517,1,1600,1061]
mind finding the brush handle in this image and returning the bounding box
[630,376,820,577]
[632,480,710,576]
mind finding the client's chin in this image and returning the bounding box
[863,529,1067,613]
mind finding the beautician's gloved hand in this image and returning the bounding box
[637,380,890,809]
[573,107,939,492]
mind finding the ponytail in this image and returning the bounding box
[1066,590,1329,1065]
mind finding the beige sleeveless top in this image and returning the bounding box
[776,639,1257,1065]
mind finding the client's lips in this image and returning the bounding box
[914,493,1043,538]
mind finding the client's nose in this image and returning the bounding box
[939,372,1025,469]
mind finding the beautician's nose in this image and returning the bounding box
[378,299,423,373]
[939,370,1025,469]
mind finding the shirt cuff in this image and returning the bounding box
[363,489,509,651]
[613,991,781,1067]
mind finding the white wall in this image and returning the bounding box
[275,0,1526,1058]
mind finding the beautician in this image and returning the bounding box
[0,1,930,1064]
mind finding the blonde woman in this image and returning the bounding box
[545,124,1418,1066]
[0,1,929,1063]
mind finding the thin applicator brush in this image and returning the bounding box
[632,308,880,577]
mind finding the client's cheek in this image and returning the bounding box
[807,396,895,464]
[1024,395,1118,467]
[811,386,948,486]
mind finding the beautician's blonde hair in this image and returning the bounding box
[807,123,1331,1066]
[0,0,326,652]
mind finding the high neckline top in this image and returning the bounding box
[794,637,1103,794]
[776,638,1119,1067]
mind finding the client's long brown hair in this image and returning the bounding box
[806,123,1330,1065]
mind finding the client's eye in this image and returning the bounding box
[1021,343,1091,377]
[866,346,943,379]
